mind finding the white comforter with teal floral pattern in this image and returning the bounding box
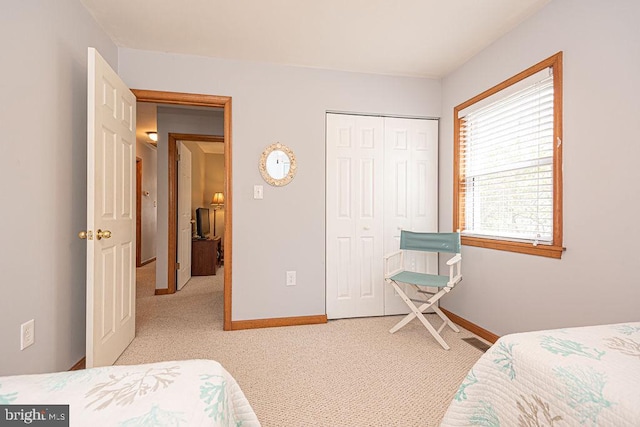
[441,322,640,426]
[0,359,260,427]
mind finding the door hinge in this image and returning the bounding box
[175,262,181,270]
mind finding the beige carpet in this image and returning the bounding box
[117,262,485,427]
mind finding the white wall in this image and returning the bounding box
[118,50,441,320]
[155,107,223,289]
[0,0,117,375]
[440,0,640,335]
[136,141,157,263]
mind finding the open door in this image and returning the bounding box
[177,141,192,290]
[85,47,136,368]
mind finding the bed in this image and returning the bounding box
[441,322,640,426]
[0,359,261,426]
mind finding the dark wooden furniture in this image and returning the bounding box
[191,236,221,276]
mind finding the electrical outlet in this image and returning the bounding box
[286,271,296,286]
[21,319,35,350]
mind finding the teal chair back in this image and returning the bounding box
[399,231,461,254]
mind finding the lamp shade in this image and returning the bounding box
[146,131,158,142]
[211,192,224,206]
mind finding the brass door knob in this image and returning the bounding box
[96,229,112,240]
[78,230,93,240]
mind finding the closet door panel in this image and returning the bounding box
[326,113,384,319]
[383,117,438,315]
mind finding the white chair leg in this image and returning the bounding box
[388,281,450,350]
[414,310,450,350]
[389,283,420,333]
[390,313,416,334]
[432,305,460,333]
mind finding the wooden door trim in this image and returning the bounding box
[136,158,142,267]
[132,89,233,331]
[172,134,224,144]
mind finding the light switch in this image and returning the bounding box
[286,271,296,286]
[254,185,264,199]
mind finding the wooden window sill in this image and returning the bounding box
[461,236,564,259]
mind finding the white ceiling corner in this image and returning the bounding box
[80,0,551,78]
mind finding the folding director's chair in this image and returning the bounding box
[384,231,462,350]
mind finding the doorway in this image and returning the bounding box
[133,90,233,331]
[175,134,225,291]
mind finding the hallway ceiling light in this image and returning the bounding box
[146,131,158,142]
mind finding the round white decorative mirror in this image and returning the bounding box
[259,142,297,186]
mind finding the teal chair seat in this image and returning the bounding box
[388,271,450,288]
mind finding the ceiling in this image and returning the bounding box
[80,0,551,78]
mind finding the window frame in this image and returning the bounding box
[453,52,563,259]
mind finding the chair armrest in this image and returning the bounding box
[384,250,404,279]
[446,253,462,287]
[446,253,462,266]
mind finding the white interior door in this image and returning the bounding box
[86,47,136,368]
[326,113,384,319]
[383,117,439,315]
[177,142,192,290]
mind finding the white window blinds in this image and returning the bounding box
[459,72,554,243]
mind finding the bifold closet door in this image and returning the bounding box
[383,117,438,315]
[326,114,438,319]
[326,114,385,319]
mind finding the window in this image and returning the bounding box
[454,52,563,258]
